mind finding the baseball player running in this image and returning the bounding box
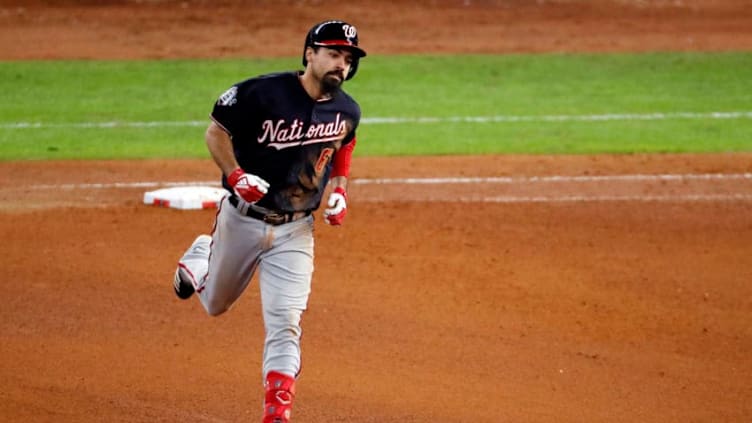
[172,20,366,423]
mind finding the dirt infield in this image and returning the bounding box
[2,1,752,422]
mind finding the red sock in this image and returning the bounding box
[262,371,296,423]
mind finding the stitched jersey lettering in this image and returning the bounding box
[258,113,346,150]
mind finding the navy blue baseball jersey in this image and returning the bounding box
[211,71,361,213]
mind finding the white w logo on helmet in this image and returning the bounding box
[342,24,357,39]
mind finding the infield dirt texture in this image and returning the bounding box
[1,1,752,422]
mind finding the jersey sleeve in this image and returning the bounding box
[341,97,361,146]
[210,80,258,137]
[331,97,361,177]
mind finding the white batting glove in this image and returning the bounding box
[227,167,269,203]
[324,187,347,225]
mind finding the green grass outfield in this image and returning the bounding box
[1,52,751,160]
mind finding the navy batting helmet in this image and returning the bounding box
[302,20,367,80]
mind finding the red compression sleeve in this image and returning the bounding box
[331,137,356,178]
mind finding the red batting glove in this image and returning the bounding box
[227,168,269,203]
[324,187,347,225]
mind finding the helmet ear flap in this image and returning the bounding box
[346,58,359,80]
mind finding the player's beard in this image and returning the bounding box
[321,71,344,95]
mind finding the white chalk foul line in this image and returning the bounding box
[356,193,752,203]
[28,180,221,190]
[1,121,208,129]
[364,111,752,124]
[2,111,752,129]
[26,172,752,190]
[352,173,752,185]
[20,172,752,203]
[455,194,752,203]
